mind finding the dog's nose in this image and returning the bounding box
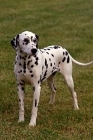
[31,48,37,55]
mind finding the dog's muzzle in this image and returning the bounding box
[31,48,37,55]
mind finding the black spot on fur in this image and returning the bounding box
[19,63,22,66]
[63,52,65,55]
[45,59,48,68]
[34,55,36,58]
[18,70,22,73]
[46,52,49,54]
[24,69,26,73]
[41,70,47,82]
[31,65,34,68]
[31,74,34,77]
[29,70,32,73]
[51,54,54,57]
[62,57,66,62]
[31,36,33,41]
[42,66,44,70]
[20,70,22,73]
[24,57,26,60]
[36,57,39,61]
[52,72,56,76]
[20,50,22,53]
[21,87,24,90]
[54,46,59,49]
[50,63,52,67]
[41,77,46,82]
[65,51,68,55]
[67,55,70,63]
[23,63,26,69]
[21,80,25,83]
[27,61,31,66]
[23,62,26,69]
[53,67,55,70]
[49,58,51,61]
[44,70,47,77]
[33,87,35,91]
[19,99,21,102]
[24,38,29,45]
[45,59,47,66]
[51,70,54,73]
[28,55,30,59]
[35,99,37,107]
[19,82,24,86]
[15,61,17,65]
[20,55,22,59]
[35,61,38,65]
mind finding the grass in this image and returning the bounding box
[0,0,93,139]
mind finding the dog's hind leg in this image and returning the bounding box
[47,72,56,104]
[59,62,79,110]
[64,75,79,110]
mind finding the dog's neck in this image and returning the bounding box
[16,49,27,65]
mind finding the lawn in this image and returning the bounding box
[0,0,93,139]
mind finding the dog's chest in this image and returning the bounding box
[14,63,33,84]
[14,54,42,83]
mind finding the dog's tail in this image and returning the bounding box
[70,54,93,66]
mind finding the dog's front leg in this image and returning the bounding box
[29,85,41,127]
[17,82,25,122]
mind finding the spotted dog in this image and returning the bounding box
[11,31,93,127]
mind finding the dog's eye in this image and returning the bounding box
[31,36,37,43]
[24,38,29,45]
[33,39,37,43]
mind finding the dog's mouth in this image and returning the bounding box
[20,48,37,56]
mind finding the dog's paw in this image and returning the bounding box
[29,121,36,127]
[18,120,24,124]
[74,105,79,110]
[18,114,24,122]
[74,107,79,110]
[49,98,55,104]
[18,119,24,123]
[49,100,54,104]
[29,118,36,127]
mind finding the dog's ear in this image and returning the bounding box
[11,34,19,50]
[36,34,39,42]
[35,34,39,48]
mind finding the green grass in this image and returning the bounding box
[0,0,93,139]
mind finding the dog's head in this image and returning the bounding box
[11,31,39,55]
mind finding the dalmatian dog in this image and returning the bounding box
[11,31,93,127]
